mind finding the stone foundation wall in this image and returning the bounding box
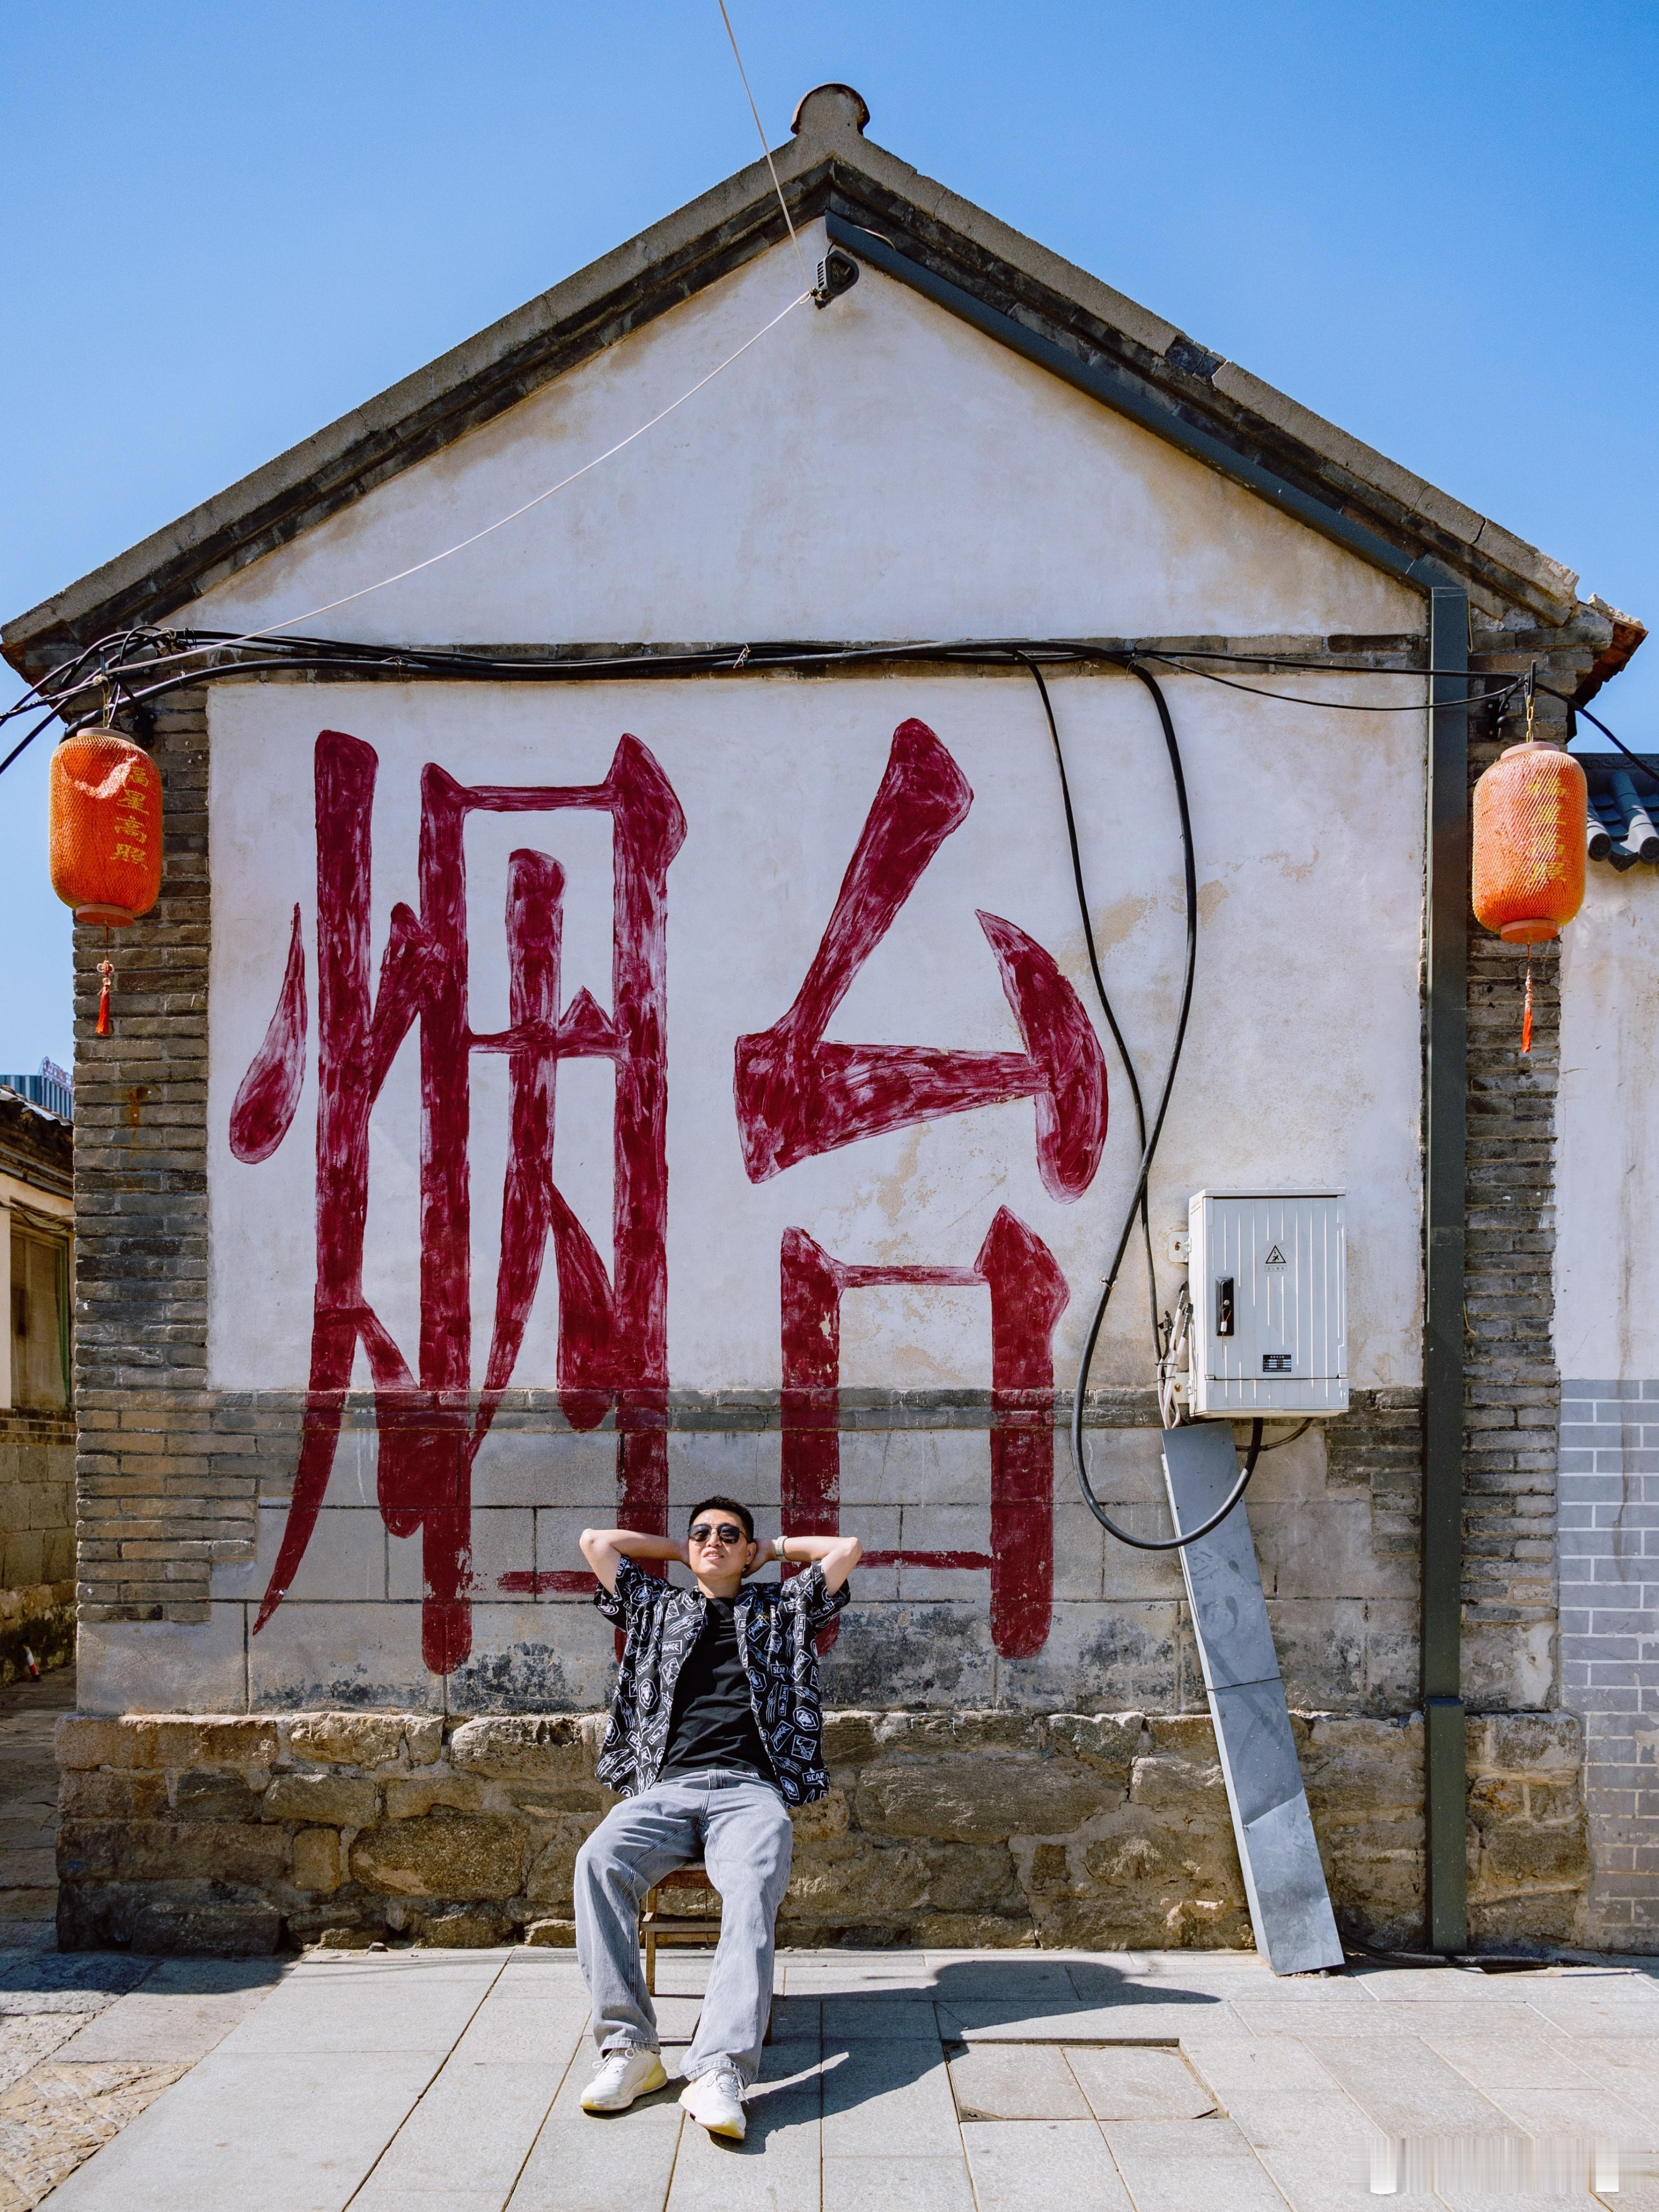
[0,1408,75,1684]
[55,1704,1588,1958]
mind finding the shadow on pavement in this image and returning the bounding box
[738,1955,1228,2143]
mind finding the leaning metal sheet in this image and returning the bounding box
[1162,1421,1344,1974]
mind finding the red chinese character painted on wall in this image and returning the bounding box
[229,729,685,1673]
[734,718,1106,1199]
[780,1209,1070,1658]
[736,716,1106,1659]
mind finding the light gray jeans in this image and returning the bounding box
[573,1769,793,2086]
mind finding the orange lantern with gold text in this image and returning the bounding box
[1471,732,1585,1053]
[49,730,163,1035]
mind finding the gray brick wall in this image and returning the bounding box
[1457,627,1595,1712]
[1558,1381,1659,1946]
[70,690,246,1629]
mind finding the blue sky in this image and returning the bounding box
[3,0,1655,1076]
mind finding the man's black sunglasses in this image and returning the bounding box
[688,1522,747,1547]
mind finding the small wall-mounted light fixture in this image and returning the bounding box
[813,248,860,309]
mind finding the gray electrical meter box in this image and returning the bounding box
[1188,1189,1347,1416]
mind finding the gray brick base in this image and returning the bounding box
[1558,1381,1659,1946]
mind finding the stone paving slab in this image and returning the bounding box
[964,2117,1135,2211]
[1064,2045,1217,2121]
[946,2041,1093,2119]
[0,2022,80,2100]
[666,2041,821,2212]
[509,2032,681,2212]
[1415,2034,1604,2089]
[349,2058,574,2205]
[0,2060,188,2212]
[42,2047,444,2212]
[5,1945,1658,2208]
[49,1964,279,2064]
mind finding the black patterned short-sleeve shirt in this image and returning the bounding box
[593,1560,849,1805]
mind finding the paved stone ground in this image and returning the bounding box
[0,1942,1646,2210]
[0,1952,281,2209]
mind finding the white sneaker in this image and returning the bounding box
[581,2046,667,2112]
[679,2064,747,2140]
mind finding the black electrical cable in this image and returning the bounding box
[1535,682,1655,777]
[1253,1418,1312,1454]
[1138,651,1525,714]
[0,626,1530,740]
[0,709,62,778]
[0,634,118,729]
[1048,658,1267,1551]
[1014,649,1162,1352]
[0,623,1580,776]
[7,633,1134,766]
[1049,659,1264,1546]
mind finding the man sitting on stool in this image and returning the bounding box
[575,1498,861,2140]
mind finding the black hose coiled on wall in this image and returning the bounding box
[1021,653,1264,1550]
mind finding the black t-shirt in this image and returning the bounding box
[658,1596,775,1783]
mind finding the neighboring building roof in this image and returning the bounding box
[0,1067,73,1123]
[1582,753,1659,869]
[0,1087,73,1204]
[1,85,1645,682]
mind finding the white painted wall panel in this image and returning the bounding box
[206,669,1425,1396]
[182,223,1422,649]
[1556,866,1659,1376]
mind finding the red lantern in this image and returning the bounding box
[49,730,163,927]
[49,729,164,1038]
[1471,738,1586,944]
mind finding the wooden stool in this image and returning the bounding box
[640,1865,722,1996]
[640,1866,773,2042]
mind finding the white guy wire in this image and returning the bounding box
[715,0,810,289]
[10,28,814,717]
[220,287,813,648]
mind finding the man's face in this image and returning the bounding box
[687,1514,759,1583]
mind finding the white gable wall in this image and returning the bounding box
[183,221,1423,648]
[112,207,1447,1731]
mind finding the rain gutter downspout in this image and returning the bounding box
[1423,579,1470,1953]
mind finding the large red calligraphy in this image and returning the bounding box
[780,1209,1069,1659]
[233,710,1098,1678]
[737,717,1106,1661]
[228,904,306,1163]
[234,730,684,1672]
[734,719,1106,1200]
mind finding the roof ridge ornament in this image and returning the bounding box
[790,83,870,138]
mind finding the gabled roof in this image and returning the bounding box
[3,84,1644,683]
[0,1086,74,1198]
[1583,753,1659,869]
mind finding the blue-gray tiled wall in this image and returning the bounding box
[1558,1381,1659,1945]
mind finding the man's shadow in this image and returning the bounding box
[690,1954,1224,2152]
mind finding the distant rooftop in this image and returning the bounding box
[1582,753,1659,871]
[0,1061,73,1123]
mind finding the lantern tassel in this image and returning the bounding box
[1521,951,1533,1056]
[97,951,114,1037]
